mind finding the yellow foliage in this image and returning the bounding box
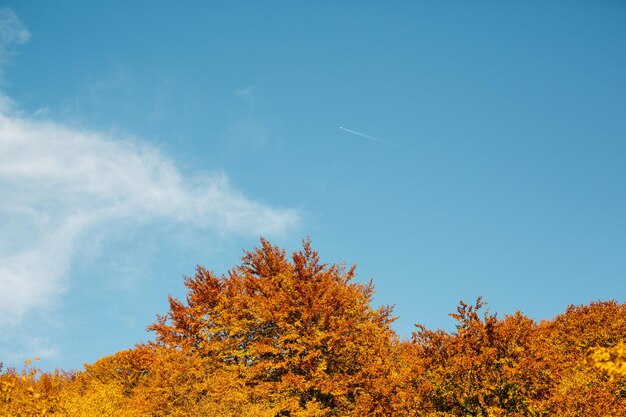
[590,341,626,379]
[1,241,625,416]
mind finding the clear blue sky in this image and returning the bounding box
[1,1,625,371]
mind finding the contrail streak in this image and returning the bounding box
[339,126,396,147]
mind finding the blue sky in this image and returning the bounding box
[0,1,625,371]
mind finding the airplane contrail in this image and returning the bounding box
[339,126,396,147]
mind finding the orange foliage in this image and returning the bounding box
[405,298,547,416]
[535,301,626,415]
[149,238,398,416]
[402,299,626,416]
[0,239,624,416]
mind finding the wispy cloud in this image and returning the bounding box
[0,11,299,328]
[0,8,30,79]
[235,86,256,116]
[0,106,299,325]
[235,86,255,98]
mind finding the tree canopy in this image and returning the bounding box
[1,239,625,416]
[149,238,398,415]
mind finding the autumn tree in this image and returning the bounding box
[404,298,549,416]
[78,344,275,417]
[149,238,398,416]
[2,239,623,417]
[401,299,626,417]
[534,301,626,416]
[0,359,72,417]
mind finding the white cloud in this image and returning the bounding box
[235,86,255,98]
[0,105,299,326]
[0,9,30,45]
[0,9,298,330]
[0,8,30,78]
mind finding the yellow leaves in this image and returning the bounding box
[23,357,40,366]
[589,341,626,380]
[1,241,624,416]
[405,299,626,416]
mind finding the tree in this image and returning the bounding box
[535,301,626,416]
[3,239,623,416]
[405,298,547,416]
[149,238,398,416]
[402,299,626,417]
